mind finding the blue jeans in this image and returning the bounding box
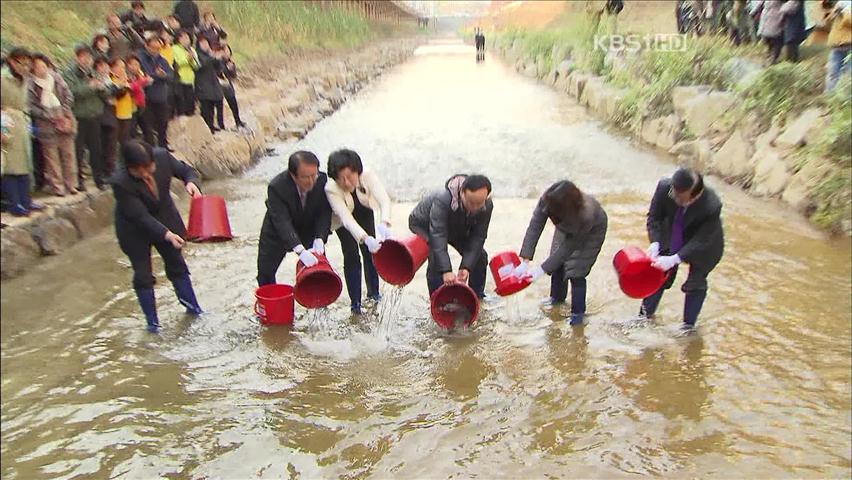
[826,46,851,92]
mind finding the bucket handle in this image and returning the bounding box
[254,301,266,320]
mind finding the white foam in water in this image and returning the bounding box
[492,295,550,347]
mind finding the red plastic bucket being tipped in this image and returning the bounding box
[295,254,343,308]
[186,195,233,242]
[255,284,295,326]
[489,250,531,297]
[612,246,670,299]
[430,282,480,329]
[373,234,430,286]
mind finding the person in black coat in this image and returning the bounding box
[173,0,200,34]
[137,36,174,149]
[408,174,493,298]
[516,180,608,325]
[257,151,333,286]
[194,36,224,134]
[642,167,724,328]
[111,140,203,332]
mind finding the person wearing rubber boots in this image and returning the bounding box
[257,150,332,286]
[111,140,203,332]
[325,149,392,314]
[642,167,724,329]
[408,174,493,298]
[514,180,608,325]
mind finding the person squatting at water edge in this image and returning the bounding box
[642,167,725,329]
[257,150,332,286]
[111,140,204,333]
[325,149,393,314]
[513,180,609,326]
[408,174,494,298]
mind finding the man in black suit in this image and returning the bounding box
[257,150,333,286]
[642,167,725,328]
[111,140,203,332]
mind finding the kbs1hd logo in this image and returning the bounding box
[594,34,688,53]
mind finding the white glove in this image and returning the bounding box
[377,223,392,241]
[364,236,382,254]
[647,242,660,260]
[513,260,530,278]
[497,263,515,279]
[298,250,319,267]
[652,254,681,272]
[311,238,325,255]
[526,265,545,282]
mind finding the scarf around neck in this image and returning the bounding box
[32,73,61,110]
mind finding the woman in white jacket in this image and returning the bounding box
[326,149,392,314]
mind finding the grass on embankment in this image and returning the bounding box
[1,0,409,66]
[482,6,850,234]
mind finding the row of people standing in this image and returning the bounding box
[252,149,725,329]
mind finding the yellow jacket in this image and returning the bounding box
[828,8,852,47]
[160,45,175,68]
[110,73,134,120]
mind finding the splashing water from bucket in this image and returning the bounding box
[440,302,473,331]
[375,286,405,340]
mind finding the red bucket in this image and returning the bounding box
[255,284,295,326]
[430,282,480,329]
[489,250,531,297]
[612,246,670,299]
[295,254,343,308]
[186,195,233,242]
[373,234,429,286]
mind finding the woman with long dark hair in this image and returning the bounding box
[515,180,608,325]
[111,140,203,332]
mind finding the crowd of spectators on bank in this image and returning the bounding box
[1,0,248,220]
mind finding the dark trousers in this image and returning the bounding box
[132,108,154,145]
[784,41,800,63]
[116,119,133,144]
[31,136,45,191]
[177,83,196,116]
[213,99,225,129]
[101,123,118,179]
[549,264,587,315]
[257,239,306,286]
[144,101,170,148]
[425,244,488,298]
[119,237,190,290]
[75,117,104,187]
[336,200,380,307]
[199,99,218,132]
[766,36,784,64]
[1,175,32,214]
[640,264,710,325]
[223,85,243,126]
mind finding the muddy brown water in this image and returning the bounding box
[2,40,850,479]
